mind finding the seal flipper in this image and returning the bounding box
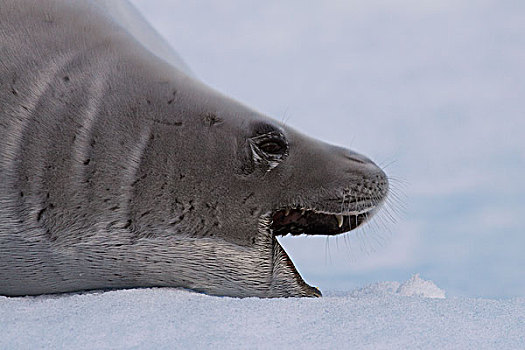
[270,238,322,297]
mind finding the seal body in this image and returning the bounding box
[0,0,389,297]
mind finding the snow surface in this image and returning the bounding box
[2,276,524,349]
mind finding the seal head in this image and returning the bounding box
[0,0,388,297]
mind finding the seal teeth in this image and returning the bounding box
[336,215,344,228]
[284,209,290,216]
[301,209,306,215]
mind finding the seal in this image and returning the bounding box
[0,0,389,297]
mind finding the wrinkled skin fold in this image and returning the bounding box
[0,0,389,297]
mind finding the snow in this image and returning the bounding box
[350,274,446,299]
[1,276,524,349]
[396,274,446,299]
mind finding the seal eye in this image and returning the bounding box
[251,131,288,157]
[248,126,289,171]
[258,139,286,155]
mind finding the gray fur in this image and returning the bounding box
[0,0,388,297]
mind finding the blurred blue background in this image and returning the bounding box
[130,0,525,298]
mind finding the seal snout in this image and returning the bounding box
[268,142,389,238]
[338,147,390,202]
[336,147,385,177]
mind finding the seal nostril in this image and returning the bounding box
[333,147,372,165]
[345,155,366,164]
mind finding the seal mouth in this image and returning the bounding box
[270,204,377,237]
[261,201,380,297]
